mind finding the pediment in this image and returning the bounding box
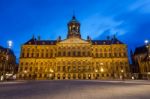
[59,37,89,44]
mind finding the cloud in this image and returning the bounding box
[81,14,126,39]
[129,0,150,13]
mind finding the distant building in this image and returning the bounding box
[18,16,130,80]
[131,44,150,79]
[0,45,17,79]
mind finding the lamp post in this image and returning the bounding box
[49,69,54,80]
[144,40,149,79]
[3,40,13,81]
[100,62,104,79]
[121,69,124,80]
[23,70,27,80]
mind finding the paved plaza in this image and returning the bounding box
[0,80,150,99]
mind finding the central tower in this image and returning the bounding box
[67,15,81,38]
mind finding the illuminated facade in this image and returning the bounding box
[132,44,150,79]
[18,16,130,80]
[0,46,17,78]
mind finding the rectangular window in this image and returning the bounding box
[57,66,60,72]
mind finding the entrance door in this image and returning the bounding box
[73,74,76,79]
[88,74,91,79]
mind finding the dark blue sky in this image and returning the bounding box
[0,0,150,59]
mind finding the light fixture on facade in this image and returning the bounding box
[101,68,104,72]
[100,63,103,65]
[50,69,54,73]
[95,69,98,73]
[24,70,27,74]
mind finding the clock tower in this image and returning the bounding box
[67,15,81,39]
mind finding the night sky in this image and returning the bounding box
[0,0,150,61]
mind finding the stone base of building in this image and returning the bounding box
[17,73,130,80]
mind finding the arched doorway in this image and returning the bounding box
[57,74,60,79]
[83,74,86,79]
[73,74,76,79]
[78,74,81,79]
[68,74,71,79]
[63,74,65,79]
[88,74,91,79]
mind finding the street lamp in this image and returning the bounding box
[23,70,28,80]
[7,40,13,48]
[120,69,124,80]
[3,40,13,81]
[145,40,149,45]
[49,69,54,79]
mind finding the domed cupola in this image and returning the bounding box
[67,15,81,38]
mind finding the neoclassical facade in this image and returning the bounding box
[132,44,150,79]
[0,45,17,78]
[18,16,130,80]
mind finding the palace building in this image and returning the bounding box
[18,16,130,80]
[131,44,150,79]
[0,45,17,79]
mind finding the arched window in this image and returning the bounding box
[22,53,24,57]
[73,51,76,56]
[27,53,29,57]
[68,52,70,56]
[63,51,66,56]
[58,52,61,56]
[78,51,80,56]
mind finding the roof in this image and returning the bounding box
[92,40,111,45]
[134,45,148,55]
[59,37,89,44]
[91,38,124,45]
[0,45,15,56]
[68,15,80,24]
[24,36,124,45]
[111,38,124,44]
[24,38,57,45]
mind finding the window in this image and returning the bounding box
[57,66,60,72]
[63,52,66,56]
[41,53,43,57]
[68,52,70,56]
[31,53,34,57]
[78,51,80,56]
[46,53,48,57]
[24,67,28,70]
[78,66,80,71]
[68,66,71,72]
[96,53,98,57]
[63,66,65,71]
[22,53,24,57]
[27,53,29,57]
[36,53,39,57]
[73,51,76,56]
[58,52,61,56]
[30,67,32,71]
[73,66,76,71]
